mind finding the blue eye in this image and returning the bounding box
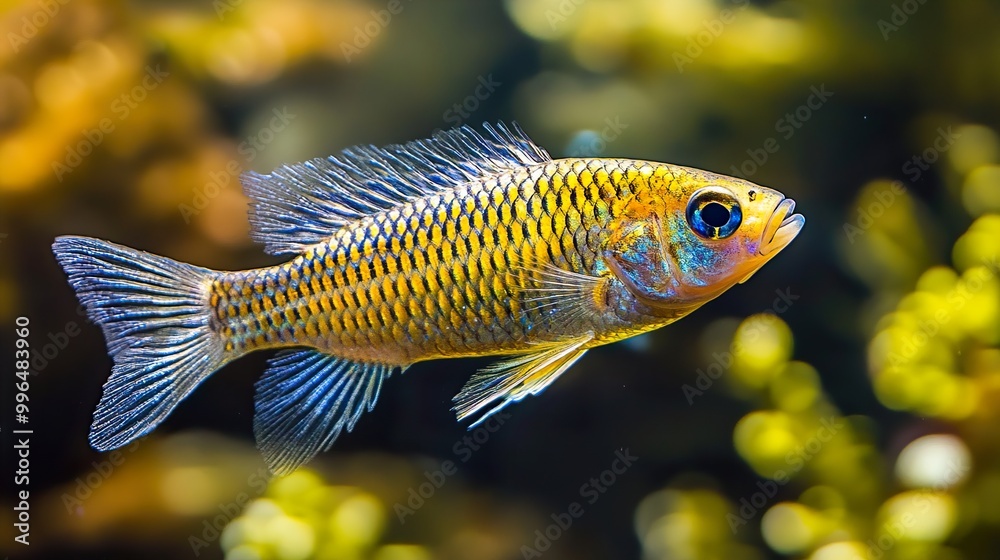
[686,188,742,240]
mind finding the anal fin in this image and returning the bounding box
[254,350,402,475]
[452,334,592,427]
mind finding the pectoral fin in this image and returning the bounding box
[452,334,593,427]
[513,254,609,330]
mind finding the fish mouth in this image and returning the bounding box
[759,198,805,257]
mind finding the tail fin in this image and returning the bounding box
[52,236,228,451]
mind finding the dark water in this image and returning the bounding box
[3,0,1000,559]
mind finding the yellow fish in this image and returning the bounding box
[52,123,804,473]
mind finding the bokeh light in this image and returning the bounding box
[7,1,1000,559]
[894,434,971,490]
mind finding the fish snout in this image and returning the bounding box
[759,197,805,256]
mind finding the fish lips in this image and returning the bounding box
[759,198,805,257]
[734,197,804,285]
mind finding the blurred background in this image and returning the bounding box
[2,0,1000,558]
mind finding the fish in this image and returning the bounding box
[52,122,804,474]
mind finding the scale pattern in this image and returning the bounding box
[207,159,677,364]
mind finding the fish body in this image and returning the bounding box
[214,160,686,361]
[53,123,804,473]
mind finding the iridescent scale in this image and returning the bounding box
[208,159,682,365]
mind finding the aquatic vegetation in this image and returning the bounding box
[220,470,398,560]
[635,313,974,559]
[8,0,1000,557]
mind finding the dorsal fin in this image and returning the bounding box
[241,122,552,255]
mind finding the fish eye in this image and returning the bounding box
[686,187,742,240]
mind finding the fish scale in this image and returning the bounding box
[208,158,647,363]
[53,122,804,473]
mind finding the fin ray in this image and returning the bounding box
[52,236,227,451]
[254,350,400,475]
[512,253,609,331]
[452,334,592,427]
[241,122,551,255]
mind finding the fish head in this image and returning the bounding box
[603,165,805,310]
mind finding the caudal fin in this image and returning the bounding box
[52,236,228,451]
